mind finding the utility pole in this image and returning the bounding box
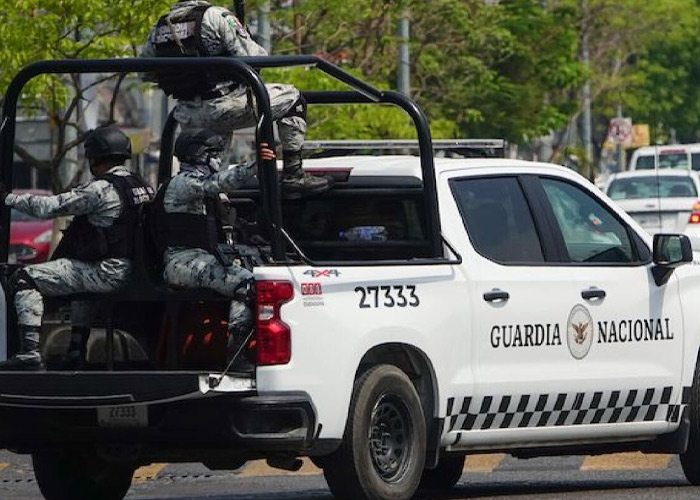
[257,1,271,52]
[616,103,624,172]
[293,0,303,54]
[580,0,593,177]
[398,10,410,96]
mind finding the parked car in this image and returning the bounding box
[603,170,700,249]
[8,190,53,264]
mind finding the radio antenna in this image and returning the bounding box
[234,0,246,25]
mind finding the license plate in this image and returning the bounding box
[97,405,148,427]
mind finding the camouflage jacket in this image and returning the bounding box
[5,166,134,228]
[140,0,267,88]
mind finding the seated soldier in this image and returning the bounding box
[0,126,154,370]
[151,128,275,370]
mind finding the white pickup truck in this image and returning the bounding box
[1,57,700,500]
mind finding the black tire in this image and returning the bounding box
[32,450,135,500]
[418,454,465,490]
[323,364,426,500]
[682,355,700,484]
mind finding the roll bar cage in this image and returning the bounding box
[0,56,442,263]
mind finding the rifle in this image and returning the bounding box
[234,0,245,25]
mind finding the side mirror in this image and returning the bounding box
[652,234,693,285]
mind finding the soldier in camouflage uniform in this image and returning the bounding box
[141,0,330,199]
[152,128,274,370]
[0,126,153,370]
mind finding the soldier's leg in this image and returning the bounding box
[164,250,255,368]
[0,268,45,370]
[64,301,97,368]
[0,259,131,370]
[174,94,250,167]
[266,84,330,197]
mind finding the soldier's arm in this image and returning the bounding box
[207,7,268,57]
[5,182,104,219]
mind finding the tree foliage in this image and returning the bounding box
[0,0,171,188]
[3,0,700,170]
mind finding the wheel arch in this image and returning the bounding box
[354,342,441,467]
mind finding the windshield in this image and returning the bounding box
[607,176,698,200]
[635,153,690,170]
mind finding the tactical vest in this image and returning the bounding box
[55,174,154,262]
[152,5,229,99]
[150,178,231,262]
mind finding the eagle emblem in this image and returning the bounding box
[572,322,589,344]
[567,304,594,359]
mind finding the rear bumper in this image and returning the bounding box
[0,372,316,455]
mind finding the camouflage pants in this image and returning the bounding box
[174,83,306,159]
[163,248,254,334]
[17,258,132,328]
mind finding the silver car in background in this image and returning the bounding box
[603,169,700,249]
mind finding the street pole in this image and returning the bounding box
[258,1,271,53]
[580,0,593,177]
[398,10,410,96]
[616,103,624,172]
[293,0,303,54]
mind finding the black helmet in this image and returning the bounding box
[84,126,132,161]
[174,128,225,163]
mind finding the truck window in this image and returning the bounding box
[635,153,689,170]
[541,178,636,264]
[450,177,544,263]
[692,153,700,171]
[283,194,431,261]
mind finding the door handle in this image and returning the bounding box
[581,288,606,300]
[483,289,509,303]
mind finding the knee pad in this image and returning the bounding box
[8,269,38,297]
[282,94,307,122]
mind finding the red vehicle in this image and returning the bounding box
[8,190,53,264]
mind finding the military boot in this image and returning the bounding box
[60,326,90,370]
[0,325,44,371]
[280,150,332,199]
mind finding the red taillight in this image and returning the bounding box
[689,201,700,224]
[255,281,294,365]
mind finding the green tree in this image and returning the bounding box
[0,0,171,189]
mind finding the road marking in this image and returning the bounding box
[239,458,321,477]
[465,453,506,472]
[133,463,167,483]
[581,452,671,471]
[0,463,8,473]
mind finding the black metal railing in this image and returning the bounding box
[0,56,442,263]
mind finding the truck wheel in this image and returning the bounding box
[32,450,135,500]
[681,356,700,484]
[418,454,465,490]
[323,364,426,500]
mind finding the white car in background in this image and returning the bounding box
[629,143,700,171]
[604,169,700,249]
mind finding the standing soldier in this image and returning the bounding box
[0,126,154,370]
[140,0,331,199]
[151,128,273,371]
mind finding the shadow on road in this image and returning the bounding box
[133,475,693,500]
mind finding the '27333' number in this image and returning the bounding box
[355,285,420,309]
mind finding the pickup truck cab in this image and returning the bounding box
[2,57,700,500]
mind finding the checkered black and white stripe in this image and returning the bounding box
[446,386,688,432]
